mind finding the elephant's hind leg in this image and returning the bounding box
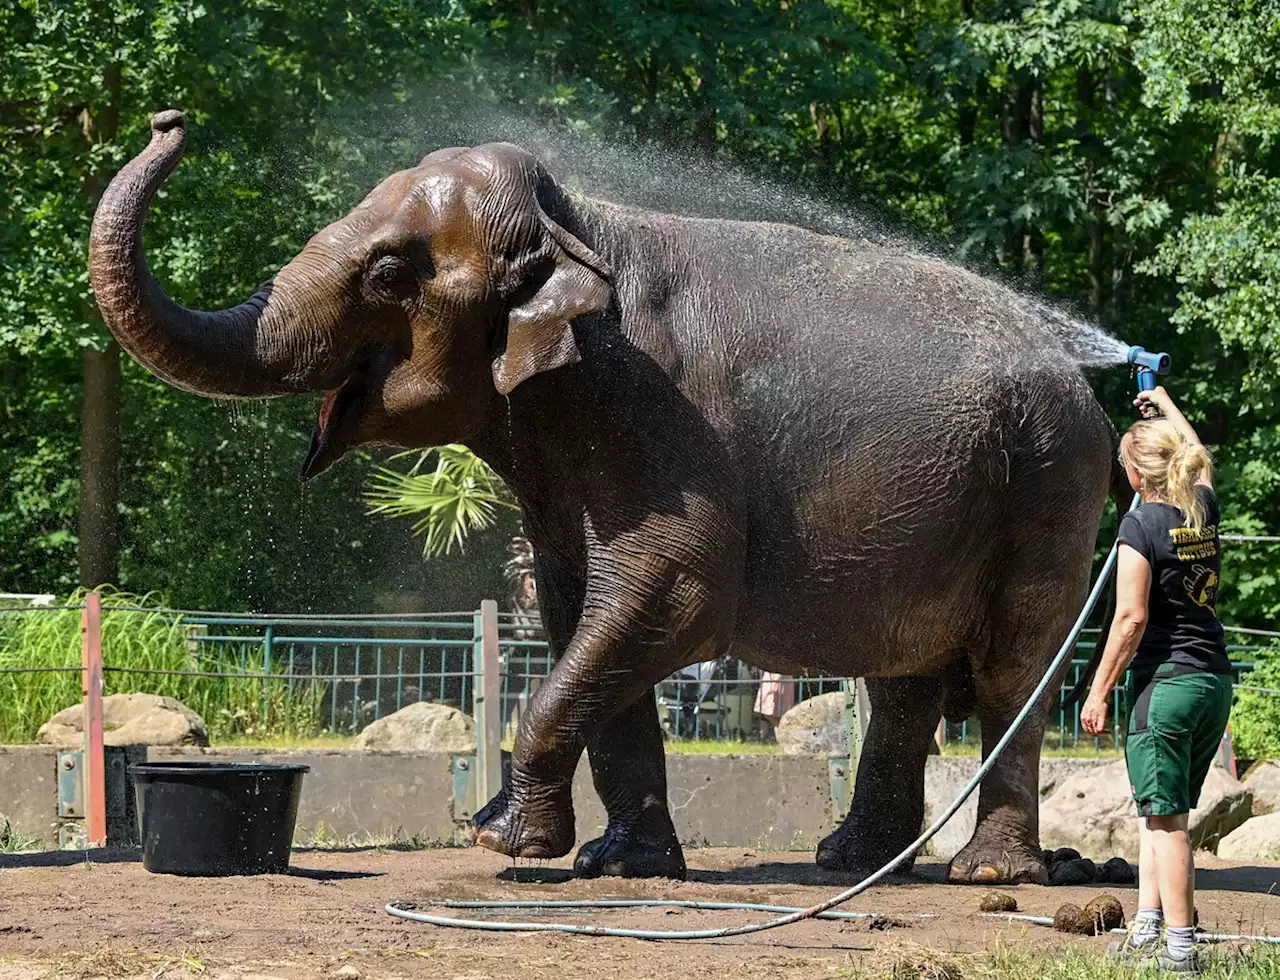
[946,557,1091,885]
[574,688,686,879]
[816,675,943,874]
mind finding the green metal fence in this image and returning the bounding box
[1,597,1274,749]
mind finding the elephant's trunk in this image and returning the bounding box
[89,110,338,398]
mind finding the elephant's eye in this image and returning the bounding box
[366,255,415,296]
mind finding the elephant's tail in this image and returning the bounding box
[1060,437,1132,710]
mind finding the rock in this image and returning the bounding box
[1052,903,1088,934]
[979,892,1018,913]
[1040,759,1252,858]
[1049,858,1095,886]
[775,692,848,757]
[1243,761,1280,816]
[0,812,9,846]
[1080,895,1125,934]
[1217,813,1280,862]
[353,701,475,753]
[332,966,361,980]
[38,693,208,747]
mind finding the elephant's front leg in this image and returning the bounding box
[472,605,720,862]
[574,688,686,879]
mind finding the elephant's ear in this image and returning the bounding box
[492,211,612,396]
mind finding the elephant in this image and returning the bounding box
[91,110,1128,885]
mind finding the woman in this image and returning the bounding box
[1082,386,1232,975]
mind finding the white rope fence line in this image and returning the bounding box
[1222,535,1280,543]
[1224,625,1280,639]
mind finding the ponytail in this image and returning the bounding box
[1120,419,1214,531]
[1167,441,1213,532]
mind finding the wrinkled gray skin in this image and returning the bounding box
[91,112,1123,885]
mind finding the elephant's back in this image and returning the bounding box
[656,221,1116,666]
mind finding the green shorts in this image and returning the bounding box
[1124,666,1234,817]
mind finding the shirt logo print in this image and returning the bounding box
[1182,564,1219,610]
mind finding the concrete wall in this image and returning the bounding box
[0,745,58,846]
[1,744,1110,857]
[147,747,460,844]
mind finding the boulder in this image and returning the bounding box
[1217,813,1280,862]
[775,692,848,757]
[1243,761,1280,816]
[1040,759,1251,857]
[38,693,208,747]
[353,700,475,753]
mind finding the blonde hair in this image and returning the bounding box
[1120,419,1214,532]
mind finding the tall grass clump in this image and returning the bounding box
[0,589,325,743]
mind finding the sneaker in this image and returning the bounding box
[1155,946,1202,974]
[1107,935,1160,963]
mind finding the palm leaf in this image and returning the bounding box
[363,445,518,557]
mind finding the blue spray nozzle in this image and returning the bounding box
[1126,346,1171,376]
[1126,346,1171,393]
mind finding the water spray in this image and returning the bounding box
[1126,346,1171,393]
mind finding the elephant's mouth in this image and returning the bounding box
[300,363,371,482]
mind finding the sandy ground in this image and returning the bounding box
[2,848,1278,980]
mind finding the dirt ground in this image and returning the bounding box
[2,848,1278,980]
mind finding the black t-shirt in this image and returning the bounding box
[1117,485,1230,674]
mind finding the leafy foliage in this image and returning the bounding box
[1230,642,1280,760]
[364,447,518,558]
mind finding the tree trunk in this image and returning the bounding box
[1077,68,1106,314]
[78,64,122,589]
[1002,71,1043,275]
[79,342,121,588]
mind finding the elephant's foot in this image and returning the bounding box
[814,825,918,876]
[472,772,575,860]
[574,820,687,880]
[947,835,1048,885]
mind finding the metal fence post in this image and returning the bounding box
[81,592,107,848]
[261,624,274,728]
[473,600,503,813]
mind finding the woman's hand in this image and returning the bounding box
[1134,385,1174,419]
[1081,693,1110,736]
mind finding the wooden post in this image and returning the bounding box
[473,600,503,810]
[81,592,107,847]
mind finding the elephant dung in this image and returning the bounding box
[1049,857,1096,887]
[978,892,1018,913]
[1052,903,1088,934]
[1080,895,1125,934]
[1097,856,1135,884]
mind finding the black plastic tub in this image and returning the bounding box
[129,762,309,876]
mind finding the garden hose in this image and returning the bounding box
[388,503,1135,940]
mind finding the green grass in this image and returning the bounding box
[940,743,1124,759]
[0,825,43,853]
[836,943,1280,979]
[294,821,448,850]
[0,589,327,743]
[218,732,356,750]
